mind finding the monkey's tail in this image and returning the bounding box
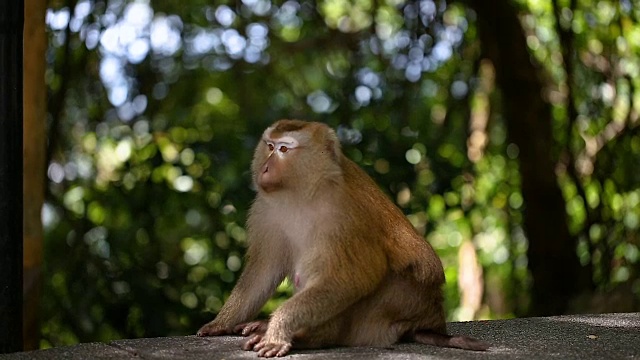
[412,330,490,351]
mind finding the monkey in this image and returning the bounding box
[196,120,489,357]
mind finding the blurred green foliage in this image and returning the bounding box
[41,0,640,348]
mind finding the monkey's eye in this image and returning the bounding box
[279,146,288,153]
[267,143,274,151]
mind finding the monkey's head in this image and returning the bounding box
[251,120,343,195]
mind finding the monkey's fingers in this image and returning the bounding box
[196,322,229,337]
[242,334,263,351]
[255,341,292,358]
[234,320,268,336]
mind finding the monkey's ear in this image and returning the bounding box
[324,130,342,162]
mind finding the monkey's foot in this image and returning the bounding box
[196,321,230,337]
[234,320,268,336]
[244,334,292,357]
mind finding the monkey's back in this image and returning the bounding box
[338,155,445,287]
[317,156,449,346]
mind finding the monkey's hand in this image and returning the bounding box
[196,320,233,337]
[234,320,268,336]
[243,333,292,357]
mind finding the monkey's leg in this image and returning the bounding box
[247,286,374,357]
[397,282,489,351]
[288,317,343,349]
[318,274,414,347]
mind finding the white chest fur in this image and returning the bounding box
[269,198,333,291]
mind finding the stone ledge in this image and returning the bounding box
[2,313,638,359]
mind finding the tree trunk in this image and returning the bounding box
[470,0,587,315]
[23,0,47,349]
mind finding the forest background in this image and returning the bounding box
[21,0,640,350]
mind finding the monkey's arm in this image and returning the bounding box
[197,235,288,336]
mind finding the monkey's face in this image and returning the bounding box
[251,120,342,195]
[253,133,300,193]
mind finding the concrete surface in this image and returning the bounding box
[1,313,638,359]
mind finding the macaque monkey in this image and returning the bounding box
[197,120,489,357]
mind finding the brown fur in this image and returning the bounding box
[197,120,489,356]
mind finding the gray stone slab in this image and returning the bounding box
[1,313,639,359]
[0,342,135,359]
[445,313,640,359]
[110,335,250,359]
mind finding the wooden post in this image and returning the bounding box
[23,0,47,350]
